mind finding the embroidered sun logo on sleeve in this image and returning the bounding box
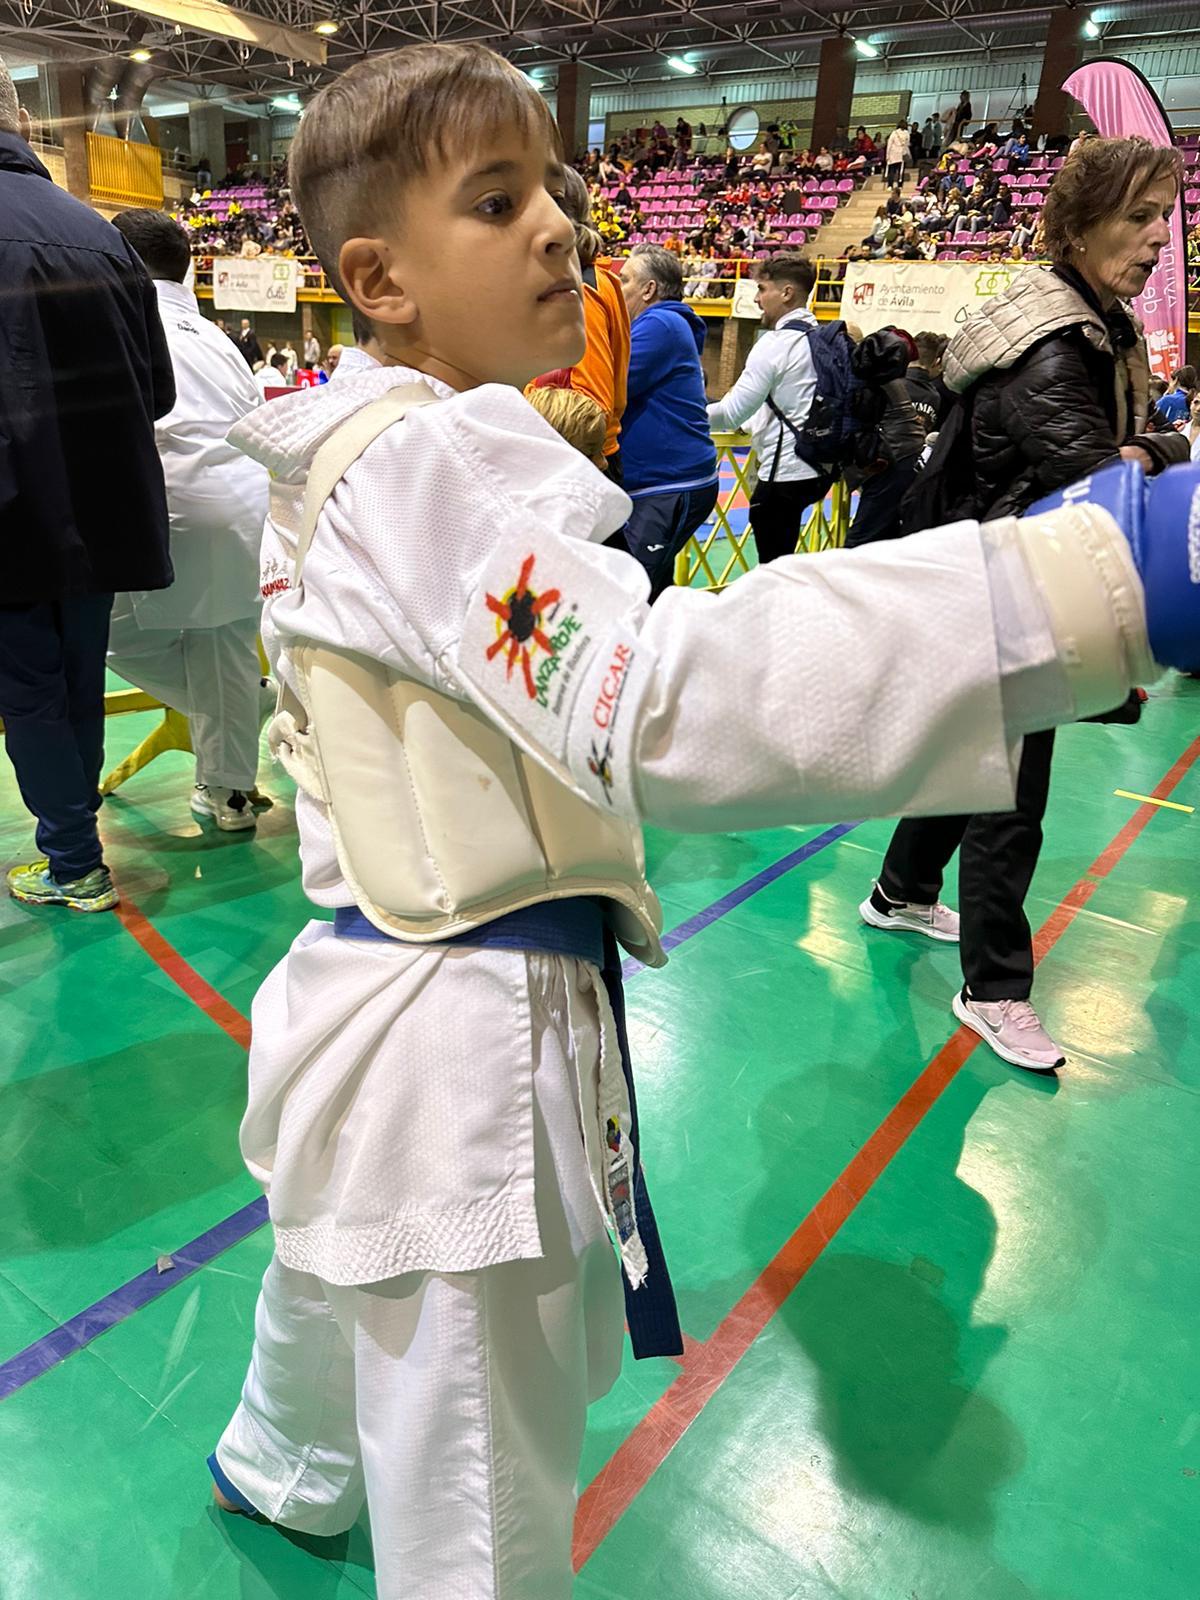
[485,555,563,699]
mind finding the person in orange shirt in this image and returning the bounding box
[528,167,629,480]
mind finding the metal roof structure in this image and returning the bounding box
[1,0,1196,107]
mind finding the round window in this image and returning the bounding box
[726,106,761,151]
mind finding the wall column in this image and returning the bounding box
[1032,6,1085,142]
[812,36,857,153]
[555,61,592,162]
[52,63,89,200]
[188,101,227,179]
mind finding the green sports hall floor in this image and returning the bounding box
[2,671,1198,1600]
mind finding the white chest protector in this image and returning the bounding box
[271,386,666,967]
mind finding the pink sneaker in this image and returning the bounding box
[860,883,960,942]
[952,990,1065,1073]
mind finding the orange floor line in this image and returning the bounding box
[113,899,253,1050]
[572,729,1200,1571]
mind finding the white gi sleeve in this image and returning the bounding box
[281,385,1136,834]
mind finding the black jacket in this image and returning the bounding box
[956,267,1187,518]
[0,135,174,602]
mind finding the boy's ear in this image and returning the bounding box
[338,237,418,328]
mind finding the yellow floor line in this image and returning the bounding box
[1113,788,1195,814]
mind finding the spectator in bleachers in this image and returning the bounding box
[615,245,719,599]
[924,115,942,157]
[1188,392,1200,460]
[1154,365,1196,426]
[303,330,321,366]
[949,90,973,144]
[707,253,830,565]
[909,122,924,163]
[885,120,911,187]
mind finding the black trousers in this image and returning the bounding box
[845,458,919,549]
[622,481,720,601]
[0,593,114,881]
[749,474,833,565]
[877,730,1056,1002]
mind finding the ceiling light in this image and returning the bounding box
[854,38,879,57]
[314,18,339,34]
[522,69,541,86]
[1084,16,1101,36]
[667,55,698,74]
[130,47,153,61]
[272,94,302,111]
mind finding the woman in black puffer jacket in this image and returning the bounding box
[861,136,1189,1075]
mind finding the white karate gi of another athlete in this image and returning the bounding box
[107,277,268,792]
[215,366,1135,1600]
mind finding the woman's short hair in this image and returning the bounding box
[1043,135,1183,266]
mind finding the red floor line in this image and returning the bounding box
[572,730,1200,1571]
[113,899,253,1050]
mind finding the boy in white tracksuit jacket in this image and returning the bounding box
[210,44,1164,1599]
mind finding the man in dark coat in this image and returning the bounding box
[0,62,174,912]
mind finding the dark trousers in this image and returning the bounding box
[622,481,720,600]
[749,474,833,565]
[845,458,919,549]
[886,161,904,187]
[0,594,114,881]
[877,730,1056,1002]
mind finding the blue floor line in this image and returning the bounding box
[0,820,858,1403]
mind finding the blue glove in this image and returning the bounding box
[1028,460,1200,673]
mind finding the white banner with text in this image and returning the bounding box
[838,260,1021,338]
[213,257,302,314]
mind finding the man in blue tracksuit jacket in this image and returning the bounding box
[616,246,719,599]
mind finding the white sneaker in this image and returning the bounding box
[859,883,960,942]
[952,990,1065,1073]
[191,784,257,832]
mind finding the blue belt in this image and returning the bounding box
[332,899,606,967]
[332,897,682,1361]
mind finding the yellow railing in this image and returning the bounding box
[675,433,851,591]
[187,249,1200,331]
[86,132,163,209]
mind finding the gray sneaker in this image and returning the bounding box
[952,990,1066,1073]
[860,882,960,942]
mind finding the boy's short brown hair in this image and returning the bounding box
[755,252,817,299]
[1042,135,1182,266]
[290,42,560,296]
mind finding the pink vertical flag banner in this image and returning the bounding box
[1063,58,1186,381]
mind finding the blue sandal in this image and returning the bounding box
[207,1452,266,1520]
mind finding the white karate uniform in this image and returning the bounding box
[107,278,269,791]
[216,366,1089,1598]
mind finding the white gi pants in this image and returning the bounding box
[216,953,626,1600]
[107,601,262,791]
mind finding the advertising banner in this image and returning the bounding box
[213,257,302,314]
[1063,58,1186,381]
[838,260,1022,338]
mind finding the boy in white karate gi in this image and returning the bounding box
[210,42,1168,1599]
[107,209,269,832]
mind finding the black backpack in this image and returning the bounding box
[899,391,980,534]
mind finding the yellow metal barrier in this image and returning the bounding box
[674,433,851,592]
[86,132,163,209]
